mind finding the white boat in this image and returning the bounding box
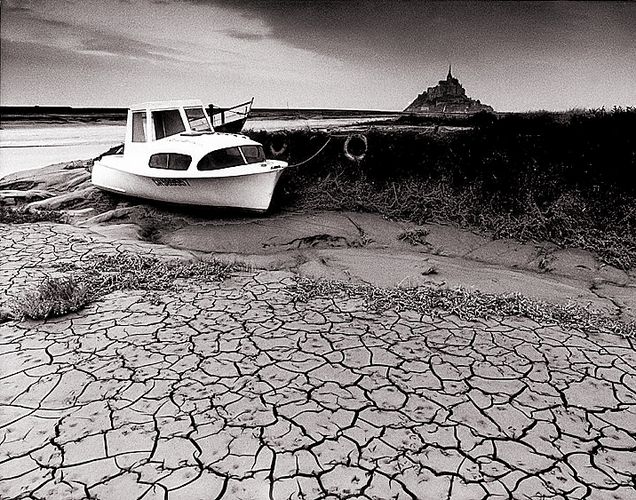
[207,97,253,133]
[91,99,287,211]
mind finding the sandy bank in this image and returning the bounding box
[3,217,635,499]
[1,161,634,323]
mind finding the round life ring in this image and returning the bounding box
[269,134,288,157]
[343,134,368,162]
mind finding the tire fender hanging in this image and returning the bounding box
[343,134,368,162]
[269,133,288,157]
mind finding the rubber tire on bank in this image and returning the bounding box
[343,134,368,162]
[269,133,288,158]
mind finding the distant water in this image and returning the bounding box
[245,116,390,131]
[0,115,392,178]
[0,123,126,177]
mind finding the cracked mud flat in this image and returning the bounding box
[1,221,636,500]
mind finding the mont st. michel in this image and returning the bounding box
[405,66,494,114]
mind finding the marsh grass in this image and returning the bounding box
[14,276,89,320]
[289,278,636,338]
[250,108,636,270]
[56,252,248,296]
[11,253,246,320]
[0,207,66,224]
[288,176,635,270]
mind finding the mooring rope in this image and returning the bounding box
[285,137,333,168]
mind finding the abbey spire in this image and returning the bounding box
[404,67,493,114]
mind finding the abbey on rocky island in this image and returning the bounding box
[404,66,494,114]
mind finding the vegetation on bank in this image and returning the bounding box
[0,207,67,224]
[8,251,633,336]
[2,108,633,273]
[248,107,636,270]
[289,277,636,338]
[8,253,244,320]
[13,276,90,320]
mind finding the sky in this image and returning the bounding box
[1,0,635,111]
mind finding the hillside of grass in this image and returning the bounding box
[248,107,636,270]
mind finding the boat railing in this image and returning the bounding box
[208,98,254,128]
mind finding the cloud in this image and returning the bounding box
[2,0,634,110]
[190,1,636,63]
[224,28,266,41]
[0,2,201,66]
[79,35,186,62]
[2,5,32,14]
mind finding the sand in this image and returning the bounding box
[2,161,636,499]
[1,161,634,322]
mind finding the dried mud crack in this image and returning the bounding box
[1,222,635,500]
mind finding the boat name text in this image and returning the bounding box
[153,178,190,187]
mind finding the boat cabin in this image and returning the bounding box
[127,99,213,144]
[117,100,266,173]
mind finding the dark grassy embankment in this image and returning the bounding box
[248,108,636,270]
[0,106,128,124]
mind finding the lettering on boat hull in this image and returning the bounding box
[153,178,190,187]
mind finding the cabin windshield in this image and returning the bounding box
[131,112,146,142]
[152,109,186,139]
[198,147,244,170]
[241,145,266,163]
[197,145,266,171]
[184,107,212,132]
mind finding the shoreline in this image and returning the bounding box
[1,158,635,499]
[1,159,634,327]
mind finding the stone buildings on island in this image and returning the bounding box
[405,66,493,114]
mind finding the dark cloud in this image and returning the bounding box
[1,3,84,32]
[224,28,266,41]
[2,1,634,109]
[2,5,32,14]
[190,1,636,63]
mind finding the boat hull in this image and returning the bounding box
[92,162,285,212]
[213,117,248,134]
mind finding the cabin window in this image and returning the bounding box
[131,112,146,142]
[241,145,265,163]
[149,153,191,170]
[197,147,245,170]
[185,107,211,132]
[153,109,186,139]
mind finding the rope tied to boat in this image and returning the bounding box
[273,131,368,168]
[285,137,333,168]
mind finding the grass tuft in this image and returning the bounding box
[288,278,636,338]
[10,253,246,321]
[13,276,89,320]
[0,207,66,224]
